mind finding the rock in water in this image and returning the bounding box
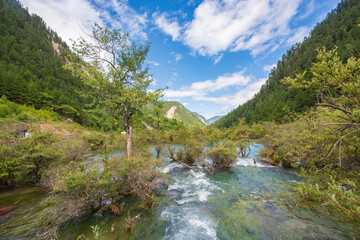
[0,206,14,216]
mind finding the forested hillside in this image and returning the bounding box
[215,0,360,128]
[0,0,91,123]
[0,0,194,131]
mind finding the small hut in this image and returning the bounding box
[17,130,33,138]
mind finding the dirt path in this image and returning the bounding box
[39,123,70,136]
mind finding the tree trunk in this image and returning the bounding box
[156,114,160,159]
[126,125,133,159]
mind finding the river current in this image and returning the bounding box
[0,144,353,239]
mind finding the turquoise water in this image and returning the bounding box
[0,144,353,239]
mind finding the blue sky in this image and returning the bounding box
[21,0,340,119]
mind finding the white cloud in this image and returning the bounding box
[299,0,315,19]
[21,0,101,45]
[172,72,178,80]
[171,52,183,62]
[153,12,182,41]
[165,71,264,106]
[191,71,250,92]
[286,26,311,45]
[21,0,148,47]
[221,105,230,115]
[165,89,197,98]
[222,105,229,112]
[187,0,196,6]
[264,63,276,72]
[196,78,266,106]
[153,0,305,56]
[100,0,148,40]
[182,102,189,106]
[147,60,160,66]
[213,54,223,64]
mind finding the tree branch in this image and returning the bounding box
[316,103,352,115]
[326,129,360,161]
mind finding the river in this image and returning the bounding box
[0,144,353,239]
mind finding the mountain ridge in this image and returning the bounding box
[163,101,206,127]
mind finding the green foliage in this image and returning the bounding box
[0,130,63,185]
[166,126,205,165]
[258,110,329,167]
[76,225,104,240]
[0,95,60,121]
[0,0,91,123]
[0,118,110,187]
[206,141,238,170]
[286,178,360,236]
[62,137,88,162]
[37,154,164,238]
[119,154,165,208]
[215,0,360,128]
[228,119,253,157]
[205,126,224,147]
[38,162,115,239]
[0,0,147,131]
[140,101,185,130]
[91,225,103,240]
[283,48,360,168]
[84,132,106,151]
[253,47,360,232]
[66,23,163,158]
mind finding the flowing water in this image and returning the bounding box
[0,144,354,239]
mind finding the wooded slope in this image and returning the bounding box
[215,0,360,128]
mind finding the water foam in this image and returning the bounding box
[160,162,184,173]
[167,170,222,204]
[235,157,274,167]
[162,169,221,239]
[161,206,218,240]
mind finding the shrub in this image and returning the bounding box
[38,162,120,239]
[37,154,164,238]
[0,131,62,186]
[286,177,360,237]
[84,132,106,150]
[120,155,165,208]
[62,138,87,162]
[165,126,205,165]
[207,141,238,170]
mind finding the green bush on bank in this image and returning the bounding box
[37,154,164,239]
[286,177,360,236]
[0,132,62,186]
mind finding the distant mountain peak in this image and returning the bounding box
[163,101,206,127]
[207,115,223,124]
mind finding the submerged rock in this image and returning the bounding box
[0,206,14,216]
